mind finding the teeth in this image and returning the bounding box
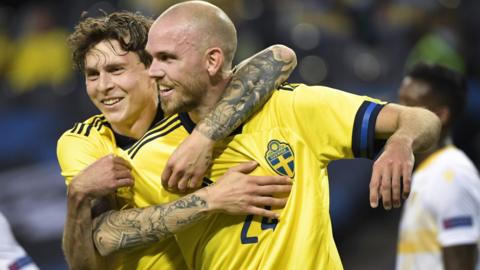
[158,85,172,92]
[103,98,122,105]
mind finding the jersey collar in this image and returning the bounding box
[111,105,165,149]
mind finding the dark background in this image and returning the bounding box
[0,0,479,269]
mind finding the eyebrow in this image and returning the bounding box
[84,67,98,74]
[84,61,126,72]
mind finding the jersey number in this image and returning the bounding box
[240,206,278,244]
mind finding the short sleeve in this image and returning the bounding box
[427,168,480,246]
[56,130,112,186]
[276,84,385,163]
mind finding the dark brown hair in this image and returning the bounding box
[407,62,467,121]
[68,11,153,71]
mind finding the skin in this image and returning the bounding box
[64,155,132,269]
[93,162,292,256]
[147,1,441,210]
[162,45,297,191]
[87,1,441,257]
[398,76,477,270]
[85,40,158,139]
[62,20,297,269]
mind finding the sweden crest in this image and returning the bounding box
[265,140,295,178]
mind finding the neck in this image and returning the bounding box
[111,101,158,140]
[188,72,231,124]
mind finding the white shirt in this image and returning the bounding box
[0,212,39,270]
[396,146,480,270]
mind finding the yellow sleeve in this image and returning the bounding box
[277,84,385,163]
[56,128,111,186]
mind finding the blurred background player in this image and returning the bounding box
[396,62,480,270]
[0,211,39,270]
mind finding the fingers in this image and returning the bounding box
[251,175,291,186]
[380,164,392,210]
[250,196,288,208]
[227,161,258,174]
[167,169,184,191]
[255,184,292,196]
[391,163,402,208]
[246,206,280,219]
[161,162,173,188]
[188,174,203,189]
[402,162,412,199]
[112,155,132,170]
[116,178,134,188]
[369,167,381,208]
[177,173,191,192]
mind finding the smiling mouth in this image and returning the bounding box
[157,85,174,97]
[102,97,123,106]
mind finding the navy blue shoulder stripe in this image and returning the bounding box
[352,101,385,159]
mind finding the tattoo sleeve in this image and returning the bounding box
[196,44,297,140]
[93,193,208,256]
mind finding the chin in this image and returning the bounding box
[160,103,178,116]
[103,112,125,125]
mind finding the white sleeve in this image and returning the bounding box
[427,168,480,247]
[0,213,39,270]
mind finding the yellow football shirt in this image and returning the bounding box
[126,83,385,269]
[56,113,188,270]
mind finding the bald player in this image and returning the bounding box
[87,2,441,269]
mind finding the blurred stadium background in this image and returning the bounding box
[0,0,479,269]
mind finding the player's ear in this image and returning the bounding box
[433,105,450,127]
[205,47,224,76]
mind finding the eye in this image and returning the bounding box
[156,53,176,62]
[86,71,99,81]
[159,55,170,61]
[111,66,125,75]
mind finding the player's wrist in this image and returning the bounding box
[67,182,94,203]
[386,133,413,150]
[191,128,216,145]
[194,186,219,214]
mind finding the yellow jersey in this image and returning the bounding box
[127,83,385,269]
[56,112,188,270]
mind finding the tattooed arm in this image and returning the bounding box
[162,45,297,191]
[94,193,207,256]
[197,44,297,140]
[94,162,292,256]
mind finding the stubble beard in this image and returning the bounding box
[160,84,204,116]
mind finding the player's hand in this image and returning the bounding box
[162,129,214,193]
[201,161,292,219]
[369,135,414,210]
[69,154,134,199]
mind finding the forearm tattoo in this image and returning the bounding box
[196,48,296,140]
[93,194,207,255]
